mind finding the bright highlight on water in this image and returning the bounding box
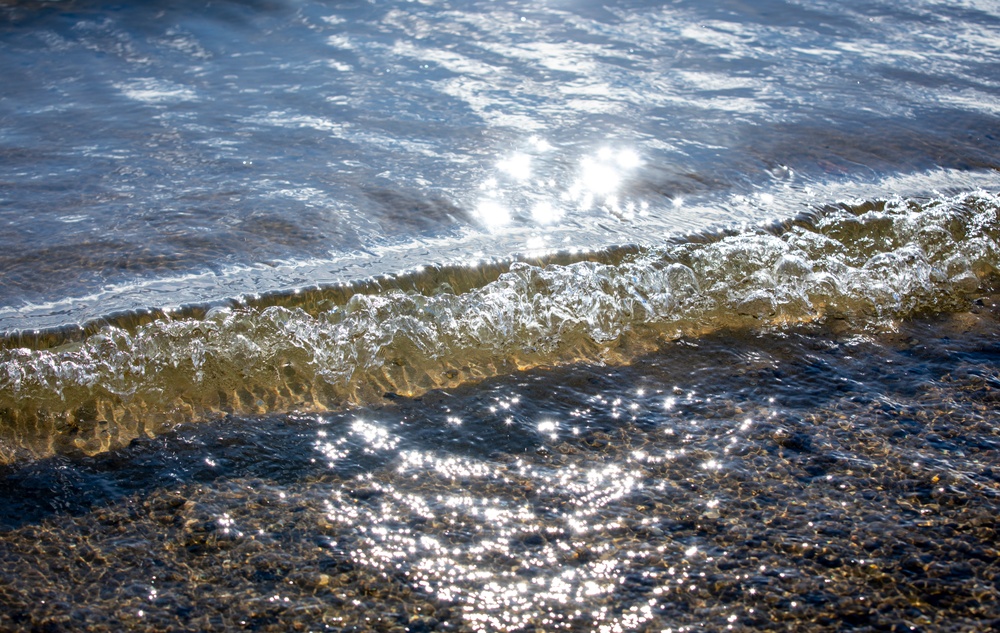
[1,0,1000,631]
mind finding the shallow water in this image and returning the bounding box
[2,304,1000,631]
[2,0,1000,631]
[1,190,998,463]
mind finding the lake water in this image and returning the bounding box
[1,0,1000,631]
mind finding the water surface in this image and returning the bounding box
[1,0,999,328]
[1,0,1000,631]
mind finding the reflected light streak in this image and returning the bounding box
[564,145,644,214]
[475,198,512,230]
[498,153,533,181]
[579,156,621,195]
[313,435,686,633]
[578,148,642,197]
[531,200,563,225]
[472,137,645,232]
[528,135,554,152]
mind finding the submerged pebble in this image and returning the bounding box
[0,305,999,631]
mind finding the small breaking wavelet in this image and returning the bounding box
[0,189,997,462]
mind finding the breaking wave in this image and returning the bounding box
[0,189,997,462]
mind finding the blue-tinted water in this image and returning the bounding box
[1,0,1000,630]
[1,0,999,327]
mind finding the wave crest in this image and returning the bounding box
[0,190,997,462]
